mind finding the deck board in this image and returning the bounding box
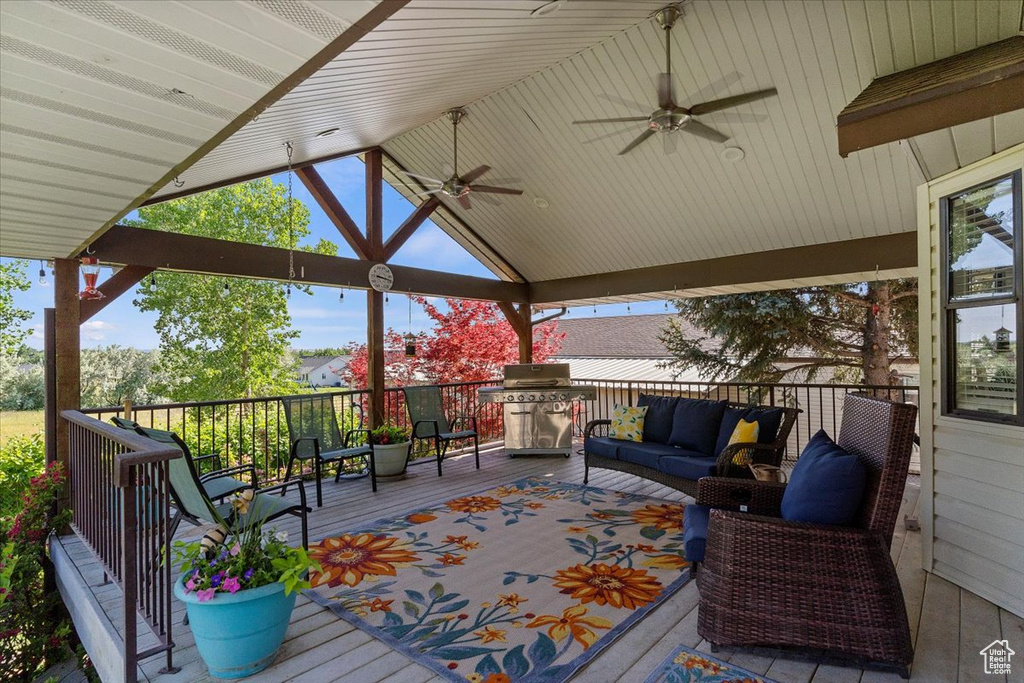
[55,450,1015,682]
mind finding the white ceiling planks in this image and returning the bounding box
[0,0,379,259]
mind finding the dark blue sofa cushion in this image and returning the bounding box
[658,452,718,481]
[584,436,626,460]
[668,398,728,454]
[637,394,679,444]
[683,505,710,563]
[781,429,866,526]
[618,441,683,468]
[715,406,785,456]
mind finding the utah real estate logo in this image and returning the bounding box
[979,639,1014,675]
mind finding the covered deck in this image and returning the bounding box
[53,444,1016,683]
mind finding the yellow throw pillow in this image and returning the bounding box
[728,418,760,466]
[609,404,647,443]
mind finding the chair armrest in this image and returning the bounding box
[584,419,611,438]
[696,476,787,516]
[412,419,441,438]
[258,479,309,511]
[343,428,371,448]
[291,436,320,459]
[193,452,223,470]
[200,462,257,483]
[715,441,782,476]
[450,415,477,432]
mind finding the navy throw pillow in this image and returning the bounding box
[668,398,728,455]
[781,429,866,526]
[637,394,679,444]
[715,406,786,456]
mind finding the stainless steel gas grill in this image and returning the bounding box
[478,364,597,457]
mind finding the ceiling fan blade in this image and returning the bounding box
[689,88,778,116]
[682,120,730,143]
[699,112,767,124]
[404,172,444,184]
[657,73,674,109]
[689,71,743,104]
[619,129,656,156]
[664,132,678,155]
[596,92,651,114]
[573,116,649,125]
[457,194,472,210]
[472,185,523,195]
[474,192,500,206]
[410,189,442,198]
[460,165,491,183]
[582,125,643,145]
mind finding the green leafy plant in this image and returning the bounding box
[368,423,410,445]
[0,435,44,521]
[172,491,320,601]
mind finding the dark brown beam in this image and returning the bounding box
[73,0,410,255]
[838,36,1024,157]
[497,302,533,363]
[382,196,440,262]
[79,265,155,324]
[90,226,529,303]
[295,166,371,260]
[530,232,917,304]
[497,301,525,338]
[365,148,384,261]
[366,289,385,429]
[54,259,80,514]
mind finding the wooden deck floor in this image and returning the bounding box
[56,445,1021,683]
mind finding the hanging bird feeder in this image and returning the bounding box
[79,256,104,300]
[404,294,417,356]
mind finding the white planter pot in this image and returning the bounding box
[373,442,411,478]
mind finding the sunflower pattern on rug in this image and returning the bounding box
[304,477,692,683]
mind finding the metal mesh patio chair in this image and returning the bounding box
[280,394,374,506]
[695,393,918,677]
[133,426,310,549]
[111,416,254,503]
[403,385,479,477]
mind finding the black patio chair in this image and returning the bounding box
[403,385,479,477]
[111,416,254,503]
[280,394,375,507]
[133,426,310,549]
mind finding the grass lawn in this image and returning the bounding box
[1,410,44,444]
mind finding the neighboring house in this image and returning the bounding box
[297,355,351,388]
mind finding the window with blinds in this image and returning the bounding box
[941,171,1023,425]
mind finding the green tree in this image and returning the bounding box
[0,351,44,411]
[660,279,918,386]
[79,346,165,408]
[0,261,33,355]
[131,179,336,401]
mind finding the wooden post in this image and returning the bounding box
[123,399,133,422]
[44,308,56,465]
[517,304,533,364]
[54,258,80,513]
[365,148,386,427]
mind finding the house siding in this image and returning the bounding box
[919,144,1024,618]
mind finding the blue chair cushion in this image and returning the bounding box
[715,406,785,456]
[683,504,710,563]
[584,436,627,460]
[618,442,683,468]
[658,452,718,480]
[781,429,866,526]
[637,394,679,444]
[668,398,728,455]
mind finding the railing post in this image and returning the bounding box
[121,468,138,683]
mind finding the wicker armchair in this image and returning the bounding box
[696,393,918,678]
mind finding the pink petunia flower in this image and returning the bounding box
[185,578,196,592]
[196,588,216,603]
[230,543,241,557]
[222,576,241,594]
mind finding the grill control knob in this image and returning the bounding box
[560,393,568,400]
[518,394,525,401]
[528,394,536,401]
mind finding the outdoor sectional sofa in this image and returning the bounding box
[582,395,800,497]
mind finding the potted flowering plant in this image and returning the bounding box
[172,491,320,679]
[368,422,412,478]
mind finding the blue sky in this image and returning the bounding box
[6,156,664,351]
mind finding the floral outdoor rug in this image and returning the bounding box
[304,477,692,683]
[644,646,779,683]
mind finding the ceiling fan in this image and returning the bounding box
[572,4,777,156]
[406,108,523,210]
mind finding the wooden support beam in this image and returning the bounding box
[497,301,525,338]
[529,232,917,304]
[366,289,385,429]
[79,265,155,324]
[295,166,372,260]
[497,302,533,363]
[365,148,384,261]
[44,308,56,466]
[837,36,1024,157]
[383,196,440,261]
[89,225,529,303]
[54,259,80,513]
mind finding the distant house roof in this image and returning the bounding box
[555,314,687,358]
[297,355,349,375]
[565,357,715,383]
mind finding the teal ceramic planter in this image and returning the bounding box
[174,576,297,678]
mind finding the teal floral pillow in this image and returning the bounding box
[609,404,648,443]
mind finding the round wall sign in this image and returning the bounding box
[368,263,394,292]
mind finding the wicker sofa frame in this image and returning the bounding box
[695,393,918,677]
[582,402,800,497]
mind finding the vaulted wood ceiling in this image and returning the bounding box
[2,0,1021,297]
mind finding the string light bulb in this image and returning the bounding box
[339,288,345,303]
[148,274,157,293]
[37,261,48,287]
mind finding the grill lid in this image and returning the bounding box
[503,363,571,388]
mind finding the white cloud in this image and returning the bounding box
[81,319,117,341]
